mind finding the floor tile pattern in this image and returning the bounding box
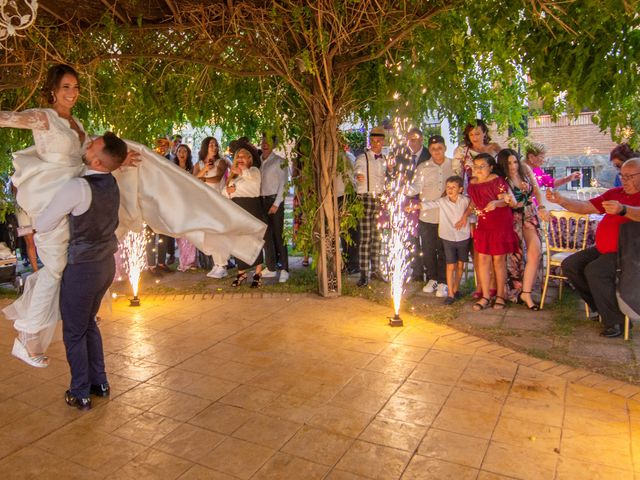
[0,294,638,479]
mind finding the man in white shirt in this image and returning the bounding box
[259,133,289,282]
[406,135,454,297]
[354,126,387,287]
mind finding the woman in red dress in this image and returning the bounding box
[466,153,519,310]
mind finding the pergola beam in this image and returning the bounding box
[100,0,128,24]
[164,0,178,18]
[39,3,67,23]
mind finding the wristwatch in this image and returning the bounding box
[619,205,627,216]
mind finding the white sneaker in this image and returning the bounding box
[422,279,438,293]
[262,268,277,278]
[435,283,448,298]
[279,270,289,283]
[206,265,228,279]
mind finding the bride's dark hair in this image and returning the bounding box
[41,64,79,105]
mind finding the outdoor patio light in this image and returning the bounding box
[382,117,412,328]
[388,313,403,327]
[121,228,148,308]
[0,0,38,42]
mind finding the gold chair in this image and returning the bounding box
[576,187,608,200]
[624,315,631,341]
[540,210,590,310]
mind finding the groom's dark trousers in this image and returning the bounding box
[60,173,119,399]
[60,257,114,398]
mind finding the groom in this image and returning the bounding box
[35,132,127,410]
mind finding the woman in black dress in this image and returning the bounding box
[223,141,266,287]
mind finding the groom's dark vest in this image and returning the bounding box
[67,174,119,264]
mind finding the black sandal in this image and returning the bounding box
[232,272,247,287]
[250,273,262,288]
[518,291,540,311]
[473,297,491,311]
[493,296,507,310]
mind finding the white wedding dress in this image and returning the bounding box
[3,108,266,358]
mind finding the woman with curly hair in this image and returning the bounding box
[452,119,501,184]
[452,120,501,299]
[223,141,267,288]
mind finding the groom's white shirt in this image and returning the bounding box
[35,169,108,234]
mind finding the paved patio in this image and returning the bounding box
[0,293,638,479]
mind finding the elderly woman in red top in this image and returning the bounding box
[546,158,640,338]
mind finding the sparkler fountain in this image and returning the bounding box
[380,118,415,327]
[121,228,148,306]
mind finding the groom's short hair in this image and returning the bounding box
[100,132,128,171]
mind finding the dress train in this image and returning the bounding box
[4,139,266,360]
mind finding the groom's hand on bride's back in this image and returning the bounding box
[121,150,141,168]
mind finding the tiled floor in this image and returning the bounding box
[0,294,638,479]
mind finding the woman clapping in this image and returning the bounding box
[223,142,266,287]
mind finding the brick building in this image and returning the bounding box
[490,112,620,189]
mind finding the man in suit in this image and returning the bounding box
[35,132,128,409]
[162,134,182,264]
[164,134,182,162]
[393,128,430,281]
[394,127,430,177]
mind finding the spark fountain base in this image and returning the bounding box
[388,313,403,327]
[129,295,140,307]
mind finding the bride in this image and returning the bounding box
[0,64,266,367]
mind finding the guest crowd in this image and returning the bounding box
[145,133,289,287]
[344,121,640,338]
[19,117,638,339]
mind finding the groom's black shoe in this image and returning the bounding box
[90,383,110,397]
[65,390,91,410]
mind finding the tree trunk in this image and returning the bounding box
[311,108,341,297]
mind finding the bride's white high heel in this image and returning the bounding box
[11,338,49,368]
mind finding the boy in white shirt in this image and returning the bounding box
[419,176,471,305]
